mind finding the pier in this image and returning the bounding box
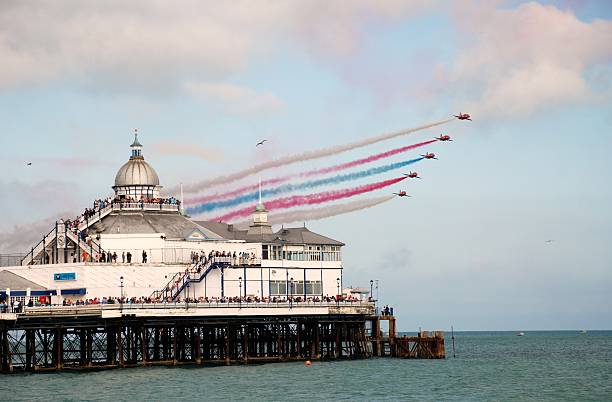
[1,302,444,373]
[368,315,445,359]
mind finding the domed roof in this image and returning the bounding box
[113,131,160,188]
[114,158,160,187]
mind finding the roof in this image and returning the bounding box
[114,158,160,187]
[195,221,344,246]
[97,212,223,240]
[131,133,143,148]
[0,270,47,290]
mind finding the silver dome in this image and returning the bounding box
[114,158,160,187]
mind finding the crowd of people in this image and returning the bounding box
[93,250,147,264]
[64,195,181,234]
[0,294,365,311]
[189,250,259,270]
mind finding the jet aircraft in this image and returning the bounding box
[421,152,438,160]
[454,113,472,121]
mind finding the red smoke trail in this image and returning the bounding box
[186,139,435,205]
[211,176,408,222]
[303,139,437,177]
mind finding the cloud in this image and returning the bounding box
[448,1,612,118]
[183,82,286,114]
[0,0,431,94]
[150,140,223,161]
[31,157,111,169]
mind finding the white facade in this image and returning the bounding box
[1,135,346,303]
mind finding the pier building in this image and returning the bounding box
[0,134,345,305]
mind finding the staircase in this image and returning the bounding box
[21,222,107,266]
[151,257,231,301]
[77,204,114,232]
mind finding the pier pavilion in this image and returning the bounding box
[0,133,347,305]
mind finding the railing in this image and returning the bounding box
[0,254,26,267]
[111,202,180,212]
[172,258,231,300]
[77,204,114,231]
[18,300,375,316]
[21,226,57,266]
[76,202,180,232]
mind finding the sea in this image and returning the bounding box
[1,331,611,401]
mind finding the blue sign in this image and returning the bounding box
[54,272,76,281]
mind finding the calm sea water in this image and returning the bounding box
[1,331,611,401]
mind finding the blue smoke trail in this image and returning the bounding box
[186,157,423,215]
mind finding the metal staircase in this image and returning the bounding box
[21,221,106,266]
[151,257,232,301]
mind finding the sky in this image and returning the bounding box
[0,0,611,330]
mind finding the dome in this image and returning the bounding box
[114,158,160,187]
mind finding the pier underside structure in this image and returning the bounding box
[1,304,444,373]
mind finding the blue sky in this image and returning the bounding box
[0,0,611,330]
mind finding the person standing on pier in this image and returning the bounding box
[142,250,147,263]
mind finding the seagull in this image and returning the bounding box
[256,139,267,147]
[545,239,554,244]
[26,162,32,166]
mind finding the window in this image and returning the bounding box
[270,280,322,296]
[262,245,269,260]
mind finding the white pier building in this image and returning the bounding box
[0,135,348,306]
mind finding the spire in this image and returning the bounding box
[130,128,143,159]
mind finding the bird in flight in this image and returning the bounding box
[545,239,554,244]
[26,162,32,166]
[256,139,267,147]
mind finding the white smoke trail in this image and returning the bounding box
[176,118,453,194]
[234,195,395,228]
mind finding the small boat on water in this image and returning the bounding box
[580,330,587,334]
[517,332,525,337]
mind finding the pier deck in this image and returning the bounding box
[1,302,444,373]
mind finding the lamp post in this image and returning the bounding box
[119,276,124,313]
[289,277,294,309]
[239,276,242,308]
[370,280,374,302]
[185,281,190,310]
[375,279,379,302]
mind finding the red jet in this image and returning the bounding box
[404,171,421,179]
[421,152,438,160]
[454,112,472,121]
[435,134,452,141]
[393,191,410,197]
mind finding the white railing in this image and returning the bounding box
[19,300,375,316]
[76,202,179,232]
[111,202,179,212]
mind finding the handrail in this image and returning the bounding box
[20,300,375,315]
[151,257,232,301]
[152,271,183,300]
[21,226,57,266]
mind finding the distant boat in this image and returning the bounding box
[580,330,587,334]
[517,332,525,337]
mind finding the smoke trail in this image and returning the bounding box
[210,176,408,222]
[187,139,436,205]
[303,139,437,177]
[186,158,422,215]
[178,118,452,194]
[234,195,395,228]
